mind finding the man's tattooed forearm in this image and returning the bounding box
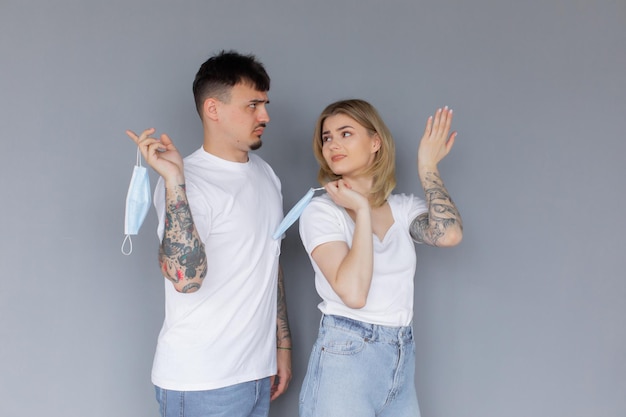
[276,267,292,346]
[161,237,185,257]
[167,193,195,240]
[178,239,207,279]
[159,184,207,285]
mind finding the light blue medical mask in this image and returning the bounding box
[121,147,151,255]
[273,187,324,240]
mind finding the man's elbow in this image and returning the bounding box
[164,262,208,294]
[173,280,203,293]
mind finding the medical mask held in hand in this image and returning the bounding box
[273,187,324,240]
[121,147,151,255]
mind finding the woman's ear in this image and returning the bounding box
[371,133,382,153]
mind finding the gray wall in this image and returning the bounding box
[1,1,625,416]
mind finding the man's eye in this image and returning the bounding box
[249,103,257,109]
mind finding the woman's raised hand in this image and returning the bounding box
[417,106,457,171]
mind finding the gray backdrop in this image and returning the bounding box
[1,1,624,416]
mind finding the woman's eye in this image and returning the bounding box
[322,136,331,143]
[342,132,352,138]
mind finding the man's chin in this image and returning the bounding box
[250,140,263,151]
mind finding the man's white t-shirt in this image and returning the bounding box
[152,148,283,391]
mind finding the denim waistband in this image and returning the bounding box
[321,314,413,344]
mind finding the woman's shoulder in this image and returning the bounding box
[305,193,341,215]
[387,192,419,205]
[387,193,427,219]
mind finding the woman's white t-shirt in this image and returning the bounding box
[299,193,427,327]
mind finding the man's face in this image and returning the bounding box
[217,82,270,154]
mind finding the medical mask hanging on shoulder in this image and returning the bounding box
[121,147,151,255]
[273,187,324,240]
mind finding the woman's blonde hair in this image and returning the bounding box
[312,99,396,207]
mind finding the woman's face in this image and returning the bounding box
[321,113,381,177]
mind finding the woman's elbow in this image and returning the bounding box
[339,293,368,309]
[440,228,463,247]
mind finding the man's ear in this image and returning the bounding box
[203,98,219,121]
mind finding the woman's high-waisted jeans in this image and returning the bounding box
[299,314,421,417]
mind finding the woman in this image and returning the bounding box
[298,99,463,417]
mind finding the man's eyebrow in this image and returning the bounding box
[249,98,269,104]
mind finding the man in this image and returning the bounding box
[126,50,292,417]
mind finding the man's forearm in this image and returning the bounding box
[159,183,207,293]
[276,266,292,348]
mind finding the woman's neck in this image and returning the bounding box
[341,174,373,200]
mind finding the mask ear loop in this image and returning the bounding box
[121,146,144,256]
[121,234,133,255]
[136,145,143,167]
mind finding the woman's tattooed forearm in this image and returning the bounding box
[410,171,463,246]
[159,184,207,292]
[276,266,292,347]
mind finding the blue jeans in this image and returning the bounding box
[299,315,421,417]
[155,377,271,417]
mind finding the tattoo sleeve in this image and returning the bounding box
[276,265,292,348]
[410,171,463,246]
[159,184,207,293]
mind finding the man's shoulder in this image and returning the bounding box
[248,154,280,180]
[182,147,207,165]
[248,153,273,169]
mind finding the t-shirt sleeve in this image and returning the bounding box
[394,193,428,244]
[299,198,347,255]
[405,194,428,223]
[154,177,166,241]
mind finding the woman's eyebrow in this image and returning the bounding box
[323,125,353,135]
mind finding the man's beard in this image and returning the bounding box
[250,139,263,151]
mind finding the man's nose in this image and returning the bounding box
[257,107,270,124]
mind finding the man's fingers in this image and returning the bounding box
[126,128,157,145]
[146,140,164,156]
[270,377,288,401]
[159,133,178,152]
[125,129,139,143]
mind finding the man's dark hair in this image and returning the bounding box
[192,50,271,116]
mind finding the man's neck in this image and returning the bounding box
[202,139,249,163]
